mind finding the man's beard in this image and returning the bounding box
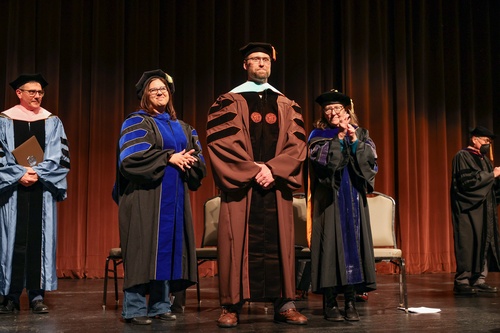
[250,70,269,83]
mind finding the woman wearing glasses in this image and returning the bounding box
[113,69,206,325]
[307,90,377,322]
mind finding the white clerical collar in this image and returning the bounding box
[230,81,283,95]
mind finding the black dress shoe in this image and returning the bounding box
[0,300,19,314]
[156,312,176,321]
[31,300,49,314]
[474,283,498,293]
[324,306,344,322]
[344,301,360,321]
[453,284,477,295]
[126,316,152,325]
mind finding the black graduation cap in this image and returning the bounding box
[9,73,48,90]
[470,125,496,139]
[135,69,175,99]
[239,42,277,61]
[315,89,351,107]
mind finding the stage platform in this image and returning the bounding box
[1,273,499,332]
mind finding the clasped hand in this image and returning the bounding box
[254,162,275,189]
[19,167,38,187]
[169,149,197,172]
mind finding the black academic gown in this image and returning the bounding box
[308,126,378,294]
[450,148,500,274]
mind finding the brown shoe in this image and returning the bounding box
[217,308,238,328]
[274,308,307,325]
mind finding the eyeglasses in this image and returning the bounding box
[323,105,344,115]
[148,86,168,95]
[246,57,271,64]
[477,137,492,144]
[19,89,45,97]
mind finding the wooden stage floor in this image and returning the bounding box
[1,273,499,332]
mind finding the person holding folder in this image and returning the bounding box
[0,74,70,314]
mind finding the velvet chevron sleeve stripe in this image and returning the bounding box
[191,128,205,164]
[206,96,242,144]
[207,127,241,145]
[59,137,70,169]
[118,116,152,166]
[207,111,237,129]
[208,97,235,115]
[293,131,306,143]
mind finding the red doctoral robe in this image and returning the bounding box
[207,84,306,305]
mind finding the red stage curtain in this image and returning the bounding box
[0,0,499,277]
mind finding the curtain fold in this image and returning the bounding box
[0,0,498,277]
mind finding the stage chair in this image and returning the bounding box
[195,195,220,307]
[195,194,311,308]
[367,191,408,312]
[293,192,311,260]
[293,192,312,302]
[102,247,123,310]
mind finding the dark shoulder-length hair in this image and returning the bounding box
[139,77,177,120]
[313,104,359,130]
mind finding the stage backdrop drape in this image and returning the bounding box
[1,0,499,277]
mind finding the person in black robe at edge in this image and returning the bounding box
[450,125,500,295]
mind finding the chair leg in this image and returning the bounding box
[102,257,110,310]
[400,258,408,312]
[196,262,201,309]
[113,259,120,305]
